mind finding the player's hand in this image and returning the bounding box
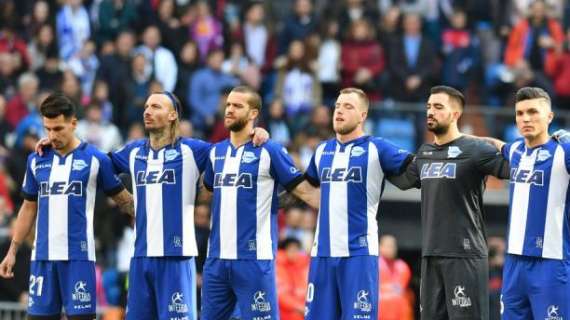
[552,129,570,143]
[0,253,16,278]
[34,138,51,156]
[251,127,269,146]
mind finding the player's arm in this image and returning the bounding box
[387,156,420,190]
[472,138,511,180]
[110,189,135,218]
[465,134,506,152]
[290,180,320,209]
[0,200,37,278]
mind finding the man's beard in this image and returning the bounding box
[226,117,248,132]
[335,124,358,135]
[427,120,449,135]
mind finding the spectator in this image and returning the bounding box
[0,96,12,147]
[317,20,341,106]
[91,80,114,123]
[274,40,322,132]
[5,72,39,130]
[387,12,439,103]
[27,24,58,71]
[378,234,413,320]
[0,20,30,72]
[337,0,380,39]
[5,127,38,207]
[266,98,292,146]
[174,40,201,117]
[238,2,277,73]
[13,91,47,149]
[96,0,138,44]
[441,9,480,91]
[279,0,318,54]
[188,49,239,133]
[35,50,63,91]
[61,70,84,112]
[0,53,19,97]
[154,0,185,54]
[341,19,385,101]
[136,25,178,91]
[505,0,564,95]
[0,217,31,305]
[56,0,91,61]
[222,41,261,90]
[189,1,223,61]
[276,237,310,320]
[24,0,52,41]
[96,30,135,126]
[125,53,152,126]
[68,39,99,97]
[76,103,123,152]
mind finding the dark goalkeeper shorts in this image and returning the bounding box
[420,256,489,320]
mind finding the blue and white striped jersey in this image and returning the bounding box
[503,139,570,260]
[305,136,410,257]
[22,142,124,261]
[110,138,210,257]
[203,139,304,260]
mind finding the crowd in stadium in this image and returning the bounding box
[0,0,568,319]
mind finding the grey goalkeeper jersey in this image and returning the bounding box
[391,135,509,258]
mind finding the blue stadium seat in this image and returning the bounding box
[375,118,416,152]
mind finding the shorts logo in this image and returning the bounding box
[168,292,188,313]
[546,305,563,320]
[353,290,372,313]
[72,281,91,303]
[251,291,271,312]
[451,286,471,308]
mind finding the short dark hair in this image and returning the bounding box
[430,85,465,110]
[515,87,551,105]
[231,86,262,112]
[40,92,76,119]
[279,237,302,250]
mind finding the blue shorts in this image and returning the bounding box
[305,256,378,320]
[28,260,96,316]
[126,257,197,320]
[201,258,278,320]
[501,254,570,320]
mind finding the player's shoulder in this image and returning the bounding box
[259,139,286,153]
[458,135,499,153]
[179,137,212,151]
[118,138,146,152]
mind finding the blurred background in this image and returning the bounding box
[0,0,569,318]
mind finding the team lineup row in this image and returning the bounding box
[0,84,568,320]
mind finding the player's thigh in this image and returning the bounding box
[337,256,378,320]
[441,257,489,320]
[58,260,96,317]
[200,258,236,320]
[27,261,62,318]
[305,257,341,320]
[529,259,570,320]
[126,257,157,320]
[500,255,532,320]
[153,257,198,320]
[231,259,279,320]
[420,257,447,320]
